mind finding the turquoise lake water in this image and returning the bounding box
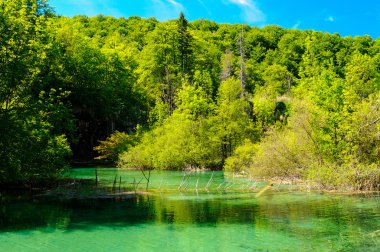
[1,168,380,251]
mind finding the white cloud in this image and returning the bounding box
[167,0,183,9]
[292,21,301,29]
[229,0,251,6]
[196,0,212,17]
[148,0,184,20]
[227,0,266,24]
[325,15,335,22]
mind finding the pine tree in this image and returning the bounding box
[177,12,193,77]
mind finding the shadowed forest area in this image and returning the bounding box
[1,0,379,190]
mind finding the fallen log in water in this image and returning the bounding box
[255,182,273,198]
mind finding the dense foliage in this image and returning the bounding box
[0,0,72,184]
[1,0,379,189]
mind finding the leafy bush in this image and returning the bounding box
[94,130,140,162]
[224,139,257,174]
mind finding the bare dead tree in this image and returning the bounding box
[237,29,246,98]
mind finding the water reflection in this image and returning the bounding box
[1,193,258,231]
[1,191,380,232]
[1,170,380,251]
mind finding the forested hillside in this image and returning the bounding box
[1,0,379,189]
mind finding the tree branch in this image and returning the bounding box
[358,116,380,132]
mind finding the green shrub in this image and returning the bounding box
[224,139,257,174]
[94,130,140,162]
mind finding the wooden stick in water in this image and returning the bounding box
[178,173,190,190]
[136,178,143,191]
[158,178,163,191]
[133,178,136,193]
[255,182,273,198]
[217,182,225,191]
[178,173,186,190]
[224,182,234,191]
[205,171,214,190]
[95,168,98,186]
[146,170,151,191]
[113,174,117,192]
[184,180,189,190]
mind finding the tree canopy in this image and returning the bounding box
[1,0,379,190]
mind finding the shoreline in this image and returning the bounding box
[2,173,380,196]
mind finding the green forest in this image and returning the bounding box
[1,0,379,190]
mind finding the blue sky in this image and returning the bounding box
[49,0,380,38]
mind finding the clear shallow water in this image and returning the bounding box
[1,168,380,251]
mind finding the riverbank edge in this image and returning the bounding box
[1,169,380,195]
